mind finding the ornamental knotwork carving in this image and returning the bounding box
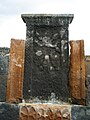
[33,26,67,71]
[20,105,70,120]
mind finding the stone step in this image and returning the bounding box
[0,103,90,120]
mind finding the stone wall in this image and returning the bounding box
[0,43,90,119]
[0,47,9,101]
[85,56,90,105]
[0,44,90,104]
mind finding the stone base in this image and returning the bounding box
[0,102,19,120]
[19,103,90,120]
[19,103,71,120]
[0,103,90,120]
[71,106,90,120]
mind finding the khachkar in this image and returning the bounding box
[21,14,74,101]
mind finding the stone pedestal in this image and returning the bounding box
[0,103,19,120]
[0,103,90,120]
[21,14,74,101]
[19,104,90,120]
[20,104,71,120]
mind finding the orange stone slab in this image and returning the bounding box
[69,40,85,105]
[6,39,25,103]
[19,103,71,120]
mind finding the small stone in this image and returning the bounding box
[36,50,42,56]
[45,55,49,60]
[55,55,58,58]
[50,66,53,70]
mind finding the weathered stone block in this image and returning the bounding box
[21,14,74,101]
[19,103,71,120]
[70,40,85,105]
[0,103,19,120]
[86,76,90,106]
[85,56,90,106]
[71,106,90,120]
[0,75,8,101]
[6,39,25,103]
[0,47,9,101]
[85,56,90,76]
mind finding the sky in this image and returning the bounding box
[0,0,90,55]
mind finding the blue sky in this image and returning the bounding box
[0,0,90,55]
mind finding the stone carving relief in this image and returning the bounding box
[22,14,74,100]
[33,26,68,72]
[20,105,70,120]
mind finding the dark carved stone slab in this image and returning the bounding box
[0,103,19,120]
[0,75,8,101]
[22,14,74,101]
[85,56,90,106]
[86,76,90,106]
[0,48,9,101]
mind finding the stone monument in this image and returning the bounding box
[21,14,74,101]
[1,14,90,120]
